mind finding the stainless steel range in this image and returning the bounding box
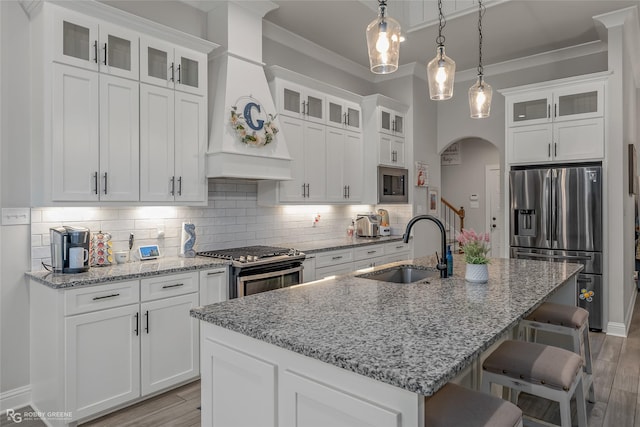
[197,245,305,298]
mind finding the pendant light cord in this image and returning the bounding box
[477,0,486,77]
[436,0,446,47]
[378,0,387,18]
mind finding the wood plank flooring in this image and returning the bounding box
[6,297,640,426]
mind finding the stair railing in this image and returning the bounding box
[440,197,465,252]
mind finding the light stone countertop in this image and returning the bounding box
[26,257,229,289]
[191,255,583,396]
[275,235,407,254]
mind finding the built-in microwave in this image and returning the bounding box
[378,166,409,204]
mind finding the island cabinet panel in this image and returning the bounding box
[281,370,402,427]
[201,339,277,427]
[199,323,423,427]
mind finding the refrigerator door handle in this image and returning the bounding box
[577,276,594,284]
[547,173,553,247]
[513,252,592,262]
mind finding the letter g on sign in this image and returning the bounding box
[243,102,265,131]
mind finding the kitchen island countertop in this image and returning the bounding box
[192,255,582,396]
[26,256,229,289]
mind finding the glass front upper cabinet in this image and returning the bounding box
[141,39,206,96]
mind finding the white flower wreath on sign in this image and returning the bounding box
[230,97,278,146]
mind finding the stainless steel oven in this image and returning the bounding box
[197,246,305,299]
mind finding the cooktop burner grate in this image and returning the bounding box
[197,245,297,261]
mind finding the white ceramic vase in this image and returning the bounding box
[465,263,489,283]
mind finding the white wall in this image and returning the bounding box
[441,138,499,233]
[30,179,413,271]
[0,0,32,407]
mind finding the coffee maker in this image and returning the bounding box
[50,226,91,273]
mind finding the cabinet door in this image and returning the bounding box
[507,91,552,127]
[391,137,405,166]
[175,92,206,203]
[507,124,553,164]
[140,84,175,202]
[98,23,139,80]
[140,37,175,89]
[278,117,306,202]
[174,47,207,96]
[391,111,404,137]
[99,75,139,201]
[199,268,228,306]
[325,128,347,202]
[304,123,327,202]
[379,107,394,134]
[553,82,604,122]
[278,82,305,119]
[53,8,99,71]
[141,293,200,395]
[326,97,346,129]
[52,64,100,201]
[379,134,393,165]
[345,101,362,132]
[65,304,140,420]
[304,88,325,125]
[302,257,316,283]
[554,118,604,161]
[344,131,363,202]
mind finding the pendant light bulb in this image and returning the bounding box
[427,46,455,100]
[468,75,492,118]
[366,1,401,74]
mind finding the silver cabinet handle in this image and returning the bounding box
[134,312,139,336]
[548,104,550,118]
[93,172,99,195]
[178,176,182,196]
[207,271,225,276]
[103,43,108,65]
[103,172,108,195]
[548,143,551,158]
[93,40,98,64]
[145,310,149,333]
[554,103,557,117]
[554,143,557,157]
[170,176,175,196]
[301,183,306,198]
[306,183,310,198]
[162,283,184,289]
[332,256,343,260]
[93,293,120,301]
[176,64,181,83]
[170,63,175,82]
[347,185,350,198]
[367,250,377,254]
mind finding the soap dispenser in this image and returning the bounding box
[446,245,453,277]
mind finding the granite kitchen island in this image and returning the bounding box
[191,256,582,427]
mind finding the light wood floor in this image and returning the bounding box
[7,297,640,427]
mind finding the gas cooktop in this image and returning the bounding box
[197,245,304,266]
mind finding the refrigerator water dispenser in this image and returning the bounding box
[516,209,536,237]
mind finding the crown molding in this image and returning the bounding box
[262,20,374,82]
[455,40,608,83]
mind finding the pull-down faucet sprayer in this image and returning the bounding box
[403,215,448,278]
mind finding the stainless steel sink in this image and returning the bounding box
[356,265,439,284]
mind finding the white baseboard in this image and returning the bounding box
[0,385,31,412]
[608,287,638,337]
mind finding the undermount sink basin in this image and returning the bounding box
[357,265,439,284]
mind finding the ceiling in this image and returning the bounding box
[261,0,638,72]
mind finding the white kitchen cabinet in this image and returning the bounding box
[53,7,139,80]
[140,292,199,395]
[379,107,405,137]
[276,117,326,202]
[199,268,228,305]
[52,64,139,202]
[326,128,363,202]
[302,255,316,283]
[504,75,606,165]
[326,95,361,131]
[140,84,206,203]
[274,80,325,124]
[379,134,405,167]
[140,37,207,96]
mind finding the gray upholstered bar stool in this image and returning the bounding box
[424,382,523,427]
[482,340,587,427]
[519,302,595,403]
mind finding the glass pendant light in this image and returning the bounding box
[427,0,455,100]
[468,0,492,118]
[366,0,401,74]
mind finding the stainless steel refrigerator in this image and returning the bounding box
[509,164,603,330]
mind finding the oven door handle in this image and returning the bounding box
[237,266,303,284]
[514,252,592,262]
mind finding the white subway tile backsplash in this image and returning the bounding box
[29,179,413,271]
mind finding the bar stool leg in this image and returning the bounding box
[575,375,588,427]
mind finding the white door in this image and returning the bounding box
[199,268,228,306]
[65,304,140,420]
[174,47,207,96]
[141,293,200,395]
[98,23,139,80]
[554,118,604,161]
[379,134,393,165]
[303,88,325,125]
[278,117,306,202]
[52,63,100,201]
[344,131,363,202]
[485,165,504,258]
[140,37,175,89]
[174,91,206,203]
[53,8,99,71]
[140,84,175,202]
[391,137,405,166]
[99,75,139,201]
[304,122,327,202]
[325,128,346,202]
[507,124,552,164]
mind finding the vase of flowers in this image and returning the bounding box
[456,228,491,283]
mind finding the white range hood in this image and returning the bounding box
[205,1,292,180]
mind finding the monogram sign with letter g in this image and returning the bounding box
[230,97,278,146]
